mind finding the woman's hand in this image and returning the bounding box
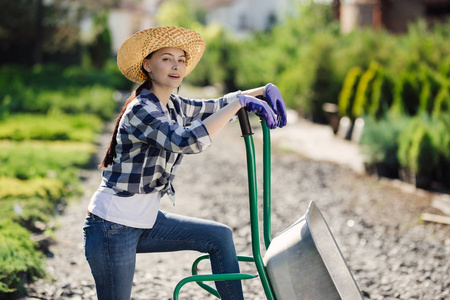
[264,83,287,128]
[238,94,277,129]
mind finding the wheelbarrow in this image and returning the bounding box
[173,105,363,299]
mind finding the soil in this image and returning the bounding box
[22,114,450,300]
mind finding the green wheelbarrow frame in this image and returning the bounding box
[173,108,277,300]
[173,107,363,299]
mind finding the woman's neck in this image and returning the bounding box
[150,86,172,107]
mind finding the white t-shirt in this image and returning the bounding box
[88,189,161,228]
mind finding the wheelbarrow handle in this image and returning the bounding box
[237,107,253,137]
[237,95,269,137]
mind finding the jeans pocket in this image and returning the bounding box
[105,220,127,233]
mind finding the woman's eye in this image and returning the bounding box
[179,59,186,64]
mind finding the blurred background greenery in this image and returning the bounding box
[0,0,449,297]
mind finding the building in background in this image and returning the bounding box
[105,0,298,53]
[339,0,450,33]
[196,0,294,38]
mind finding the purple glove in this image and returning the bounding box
[238,94,277,129]
[264,83,287,128]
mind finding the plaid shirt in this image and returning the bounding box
[99,89,240,202]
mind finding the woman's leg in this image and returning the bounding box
[83,213,142,300]
[137,211,244,300]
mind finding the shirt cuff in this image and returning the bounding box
[223,90,242,105]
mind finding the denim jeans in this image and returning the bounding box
[83,210,244,300]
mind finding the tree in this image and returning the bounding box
[0,0,112,65]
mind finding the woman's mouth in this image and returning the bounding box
[169,74,180,79]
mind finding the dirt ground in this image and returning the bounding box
[23,107,450,300]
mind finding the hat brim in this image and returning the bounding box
[117,26,205,84]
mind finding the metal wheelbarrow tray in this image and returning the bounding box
[264,201,362,299]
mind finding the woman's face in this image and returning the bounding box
[143,47,186,91]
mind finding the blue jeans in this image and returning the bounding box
[83,210,244,300]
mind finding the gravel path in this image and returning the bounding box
[23,116,450,300]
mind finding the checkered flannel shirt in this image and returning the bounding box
[99,89,240,202]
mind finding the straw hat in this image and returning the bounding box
[117,26,205,84]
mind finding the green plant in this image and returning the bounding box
[397,115,440,175]
[0,140,96,182]
[432,84,450,118]
[368,69,395,120]
[0,220,45,297]
[0,113,103,142]
[359,115,407,170]
[338,66,362,119]
[418,65,444,114]
[352,61,381,118]
[391,71,421,116]
[409,127,438,176]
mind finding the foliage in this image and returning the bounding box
[397,115,440,176]
[432,83,450,118]
[0,62,115,296]
[156,0,205,28]
[0,62,128,119]
[338,66,362,119]
[390,71,422,116]
[0,140,96,181]
[0,220,45,296]
[368,69,395,120]
[352,61,381,118]
[86,11,112,69]
[0,0,115,65]
[0,114,103,142]
[359,115,407,168]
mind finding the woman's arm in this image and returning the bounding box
[202,86,266,138]
[202,99,241,138]
[241,86,265,97]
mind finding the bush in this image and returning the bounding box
[0,141,96,182]
[338,66,362,119]
[390,71,421,116]
[0,220,45,297]
[0,113,103,142]
[368,69,395,120]
[432,83,450,118]
[418,65,444,114]
[409,127,438,176]
[397,115,441,176]
[359,115,408,174]
[352,61,381,118]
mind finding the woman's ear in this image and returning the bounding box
[142,59,151,73]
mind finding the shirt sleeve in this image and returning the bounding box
[124,102,212,154]
[176,91,241,124]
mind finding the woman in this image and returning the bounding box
[83,26,287,300]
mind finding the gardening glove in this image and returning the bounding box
[238,94,277,129]
[264,83,288,128]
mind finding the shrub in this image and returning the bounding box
[391,71,421,116]
[359,115,407,172]
[338,66,362,119]
[418,65,444,114]
[397,115,440,175]
[368,69,395,120]
[409,128,438,176]
[0,177,66,200]
[0,220,45,297]
[0,141,96,182]
[0,113,103,142]
[352,61,381,118]
[432,83,450,118]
